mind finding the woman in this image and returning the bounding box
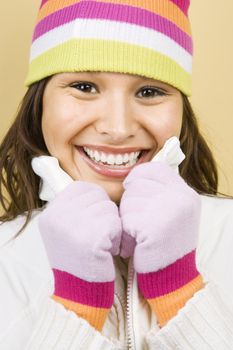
[1,0,233,349]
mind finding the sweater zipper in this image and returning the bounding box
[126,257,135,350]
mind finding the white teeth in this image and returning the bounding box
[129,153,135,162]
[94,150,100,162]
[123,154,129,163]
[82,147,142,166]
[115,155,123,165]
[107,154,115,165]
[100,152,107,163]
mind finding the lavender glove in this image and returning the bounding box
[119,162,204,326]
[39,181,122,331]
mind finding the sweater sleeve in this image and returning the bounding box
[11,298,120,350]
[146,282,233,349]
[145,197,233,349]
[0,216,121,350]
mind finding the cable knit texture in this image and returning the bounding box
[26,0,193,95]
[38,181,122,331]
[120,161,204,326]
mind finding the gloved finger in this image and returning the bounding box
[120,231,136,259]
[120,194,162,215]
[110,229,122,256]
[85,199,120,217]
[121,178,166,196]
[123,161,181,188]
[48,181,110,209]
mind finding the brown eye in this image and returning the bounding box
[71,82,97,94]
[138,87,167,98]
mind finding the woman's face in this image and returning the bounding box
[42,72,183,204]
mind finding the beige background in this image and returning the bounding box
[0,1,233,194]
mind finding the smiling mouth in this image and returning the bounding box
[82,146,145,168]
[76,146,150,178]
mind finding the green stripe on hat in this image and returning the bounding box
[25,39,191,95]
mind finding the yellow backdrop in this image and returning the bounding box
[0,1,233,194]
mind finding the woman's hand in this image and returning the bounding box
[119,162,204,326]
[39,181,122,331]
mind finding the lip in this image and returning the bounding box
[76,146,150,178]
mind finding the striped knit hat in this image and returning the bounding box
[25,0,193,95]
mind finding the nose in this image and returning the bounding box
[94,93,139,143]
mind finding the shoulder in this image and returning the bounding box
[0,209,52,285]
[199,194,233,235]
[0,210,42,247]
[200,193,233,213]
[198,195,233,282]
[0,215,27,247]
[199,194,233,242]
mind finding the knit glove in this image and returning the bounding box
[119,162,204,327]
[38,181,122,331]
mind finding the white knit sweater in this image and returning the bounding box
[1,194,233,349]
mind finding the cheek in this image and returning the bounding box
[41,99,84,154]
[143,103,183,144]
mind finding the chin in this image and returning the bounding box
[98,181,124,206]
[108,190,123,206]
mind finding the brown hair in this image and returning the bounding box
[0,78,49,228]
[0,78,223,228]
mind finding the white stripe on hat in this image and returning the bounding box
[30,19,192,73]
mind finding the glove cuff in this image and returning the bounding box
[52,268,114,330]
[137,250,204,327]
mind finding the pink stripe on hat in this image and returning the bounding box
[40,0,50,9]
[33,1,192,53]
[169,0,190,15]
